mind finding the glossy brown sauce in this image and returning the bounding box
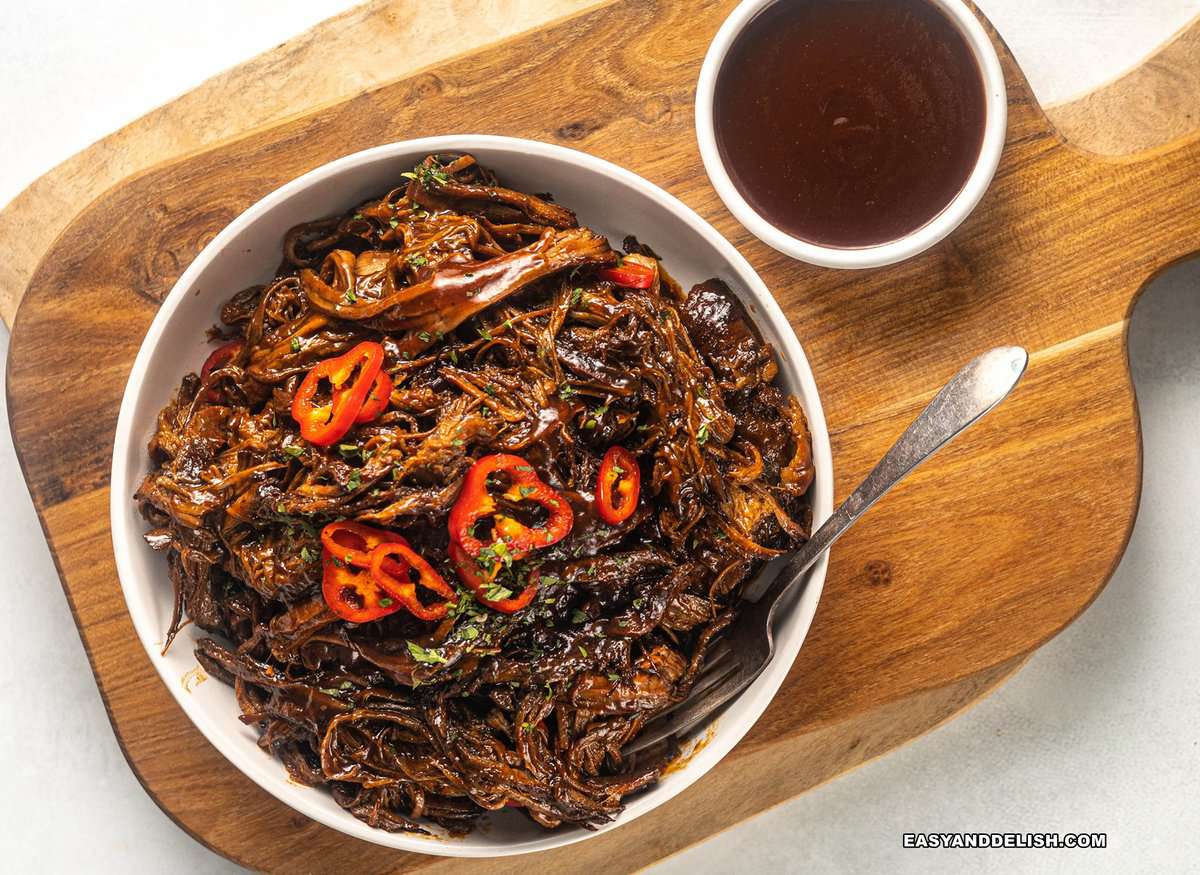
[713,0,987,247]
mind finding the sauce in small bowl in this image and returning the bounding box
[696,0,1007,269]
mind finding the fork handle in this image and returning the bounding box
[761,346,1029,626]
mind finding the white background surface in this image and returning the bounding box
[1,2,1197,872]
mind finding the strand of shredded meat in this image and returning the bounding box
[135,153,814,835]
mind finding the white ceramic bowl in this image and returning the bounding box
[110,135,833,857]
[695,0,1007,269]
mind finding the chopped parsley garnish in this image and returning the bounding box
[571,609,588,624]
[578,645,588,657]
[417,331,432,342]
[608,673,621,684]
[458,624,479,640]
[282,445,304,458]
[697,422,710,445]
[558,383,577,400]
[402,162,450,186]
[346,470,362,491]
[570,287,583,307]
[407,641,448,664]
[389,218,399,228]
[407,254,428,267]
[379,597,394,608]
[482,581,514,602]
[290,337,301,353]
[477,326,492,341]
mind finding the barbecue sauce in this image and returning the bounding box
[713,0,987,247]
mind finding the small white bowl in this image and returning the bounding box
[695,0,1007,269]
[110,136,833,857]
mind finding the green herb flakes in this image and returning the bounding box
[407,641,449,664]
[483,582,514,602]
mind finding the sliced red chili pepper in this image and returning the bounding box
[448,454,573,558]
[321,552,403,623]
[321,520,409,572]
[199,339,245,402]
[351,369,393,423]
[290,341,384,446]
[598,255,657,289]
[595,445,640,525]
[370,542,457,622]
[449,540,538,614]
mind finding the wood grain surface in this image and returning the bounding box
[1047,11,1200,155]
[7,0,1200,871]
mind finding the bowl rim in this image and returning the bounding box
[694,0,1008,269]
[109,134,834,857]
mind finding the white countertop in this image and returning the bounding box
[1,2,1198,872]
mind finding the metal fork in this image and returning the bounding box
[625,346,1029,755]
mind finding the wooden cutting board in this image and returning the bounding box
[6,2,1200,872]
